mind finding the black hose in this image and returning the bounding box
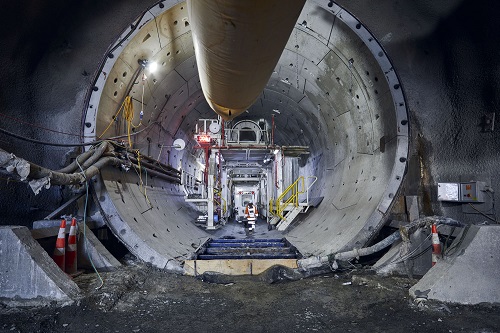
[128,155,181,179]
[334,231,402,261]
[132,163,181,184]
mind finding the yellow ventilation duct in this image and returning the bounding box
[187,0,306,120]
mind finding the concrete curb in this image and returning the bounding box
[0,226,80,307]
[410,225,500,305]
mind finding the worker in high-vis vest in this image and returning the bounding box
[245,202,258,232]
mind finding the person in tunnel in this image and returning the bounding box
[245,202,258,232]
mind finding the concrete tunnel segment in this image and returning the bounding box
[83,0,408,270]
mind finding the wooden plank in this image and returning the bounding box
[184,259,298,276]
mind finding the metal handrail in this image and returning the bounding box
[268,175,318,220]
[213,189,227,215]
[275,176,305,220]
[306,176,318,204]
[269,198,276,217]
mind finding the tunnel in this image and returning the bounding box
[4,0,498,280]
[60,0,406,270]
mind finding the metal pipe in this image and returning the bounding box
[271,114,275,146]
[187,0,306,120]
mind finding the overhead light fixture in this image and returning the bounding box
[147,61,158,73]
[273,149,280,155]
[138,59,158,73]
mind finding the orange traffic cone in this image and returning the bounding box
[65,218,78,275]
[52,219,66,271]
[431,224,441,266]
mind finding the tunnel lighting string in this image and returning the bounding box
[75,158,104,290]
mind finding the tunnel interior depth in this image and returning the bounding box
[82,0,408,269]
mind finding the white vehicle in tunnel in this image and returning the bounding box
[233,186,260,223]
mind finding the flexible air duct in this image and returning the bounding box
[187,0,306,120]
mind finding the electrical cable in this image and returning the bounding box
[444,224,471,256]
[0,120,154,147]
[76,158,104,290]
[468,203,498,223]
[97,98,128,140]
[127,152,152,208]
[0,126,105,147]
[0,111,95,138]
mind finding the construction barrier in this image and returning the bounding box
[65,218,78,275]
[52,219,66,271]
[431,224,441,266]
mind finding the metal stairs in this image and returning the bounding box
[276,206,303,231]
[269,197,324,231]
[196,238,298,260]
[184,238,301,276]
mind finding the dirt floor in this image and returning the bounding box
[1,260,499,333]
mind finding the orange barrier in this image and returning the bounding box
[52,219,66,271]
[66,218,78,274]
[431,224,441,266]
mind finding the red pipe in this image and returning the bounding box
[272,114,275,146]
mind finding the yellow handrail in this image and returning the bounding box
[269,198,276,217]
[213,189,227,215]
[275,176,305,220]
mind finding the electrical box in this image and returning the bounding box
[437,181,485,203]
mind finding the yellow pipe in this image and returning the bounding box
[187,0,306,120]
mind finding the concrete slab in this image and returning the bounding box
[78,223,122,272]
[0,226,80,307]
[405,196,420,222]
[409,225,500,305]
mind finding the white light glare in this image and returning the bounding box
[147,61,158,73]
[273,149,280,155]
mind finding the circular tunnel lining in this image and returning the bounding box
[84,0,408,269]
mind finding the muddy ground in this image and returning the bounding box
[1,261,499,333]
